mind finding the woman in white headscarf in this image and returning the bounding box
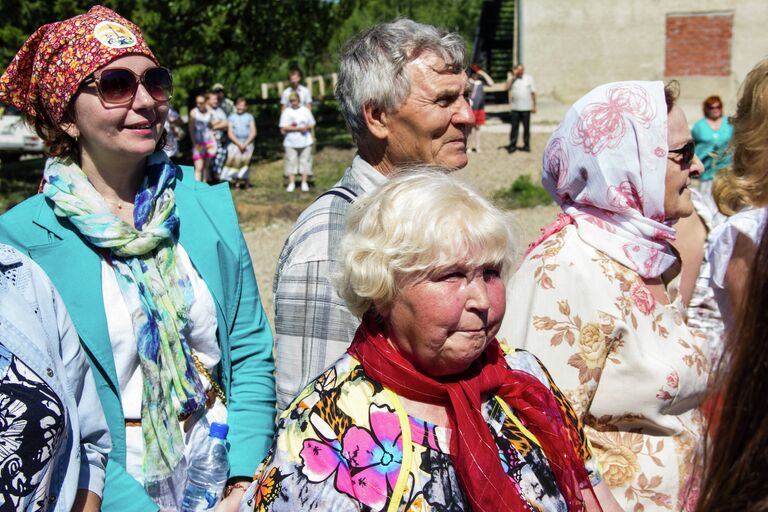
[498,81,710,510]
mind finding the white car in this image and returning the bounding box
[0,110,45,162]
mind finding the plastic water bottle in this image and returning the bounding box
[181,422,230,511]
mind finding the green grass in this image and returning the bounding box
[224,100,355,229]
[492,175,553,209]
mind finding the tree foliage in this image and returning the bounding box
[0,0,481,107]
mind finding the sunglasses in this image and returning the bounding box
[668,141,695,166]
[82,67,173,105]
[707,104,722,110]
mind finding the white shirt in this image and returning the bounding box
[279,106,315,148]
[510,74,536,111]
[705,207,767,324]
[280,84,313,108]
[101,243,223,482]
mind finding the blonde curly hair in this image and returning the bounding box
[713,59,768,216]
[335,168,517,318]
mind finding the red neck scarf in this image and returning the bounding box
[348,316,594,512]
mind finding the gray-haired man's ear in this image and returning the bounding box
[362,102,390,141]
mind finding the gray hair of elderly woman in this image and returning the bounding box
[336,19,467,143]
[335,169,516,318]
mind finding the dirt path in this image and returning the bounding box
[245,131,559,327]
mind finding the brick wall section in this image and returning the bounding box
[665,13,733,76]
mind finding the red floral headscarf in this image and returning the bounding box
[0,5,157,123]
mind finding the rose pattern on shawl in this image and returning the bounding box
[607,181,642,212]
[570,85,656,156]
[572,212,617,234]
[622,244,663,278]
[542,81,678,279]
[653,229,676,241]
[300,403,403,511]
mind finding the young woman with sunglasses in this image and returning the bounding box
[497,81,710,510]
[706,59,768,331]
[0,7,275,512]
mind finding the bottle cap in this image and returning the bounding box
[209,422,229,439]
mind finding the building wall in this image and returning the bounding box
[520,0,768,123]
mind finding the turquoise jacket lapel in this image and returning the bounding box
[26,200,119,393]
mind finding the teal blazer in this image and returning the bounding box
[0,166,276,511]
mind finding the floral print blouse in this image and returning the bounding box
[240,348,601,512]
[499,225,710,511]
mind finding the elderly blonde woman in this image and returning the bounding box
[499,81,709,510]
[241,171,620,512]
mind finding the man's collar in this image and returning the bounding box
[351,155,388,192]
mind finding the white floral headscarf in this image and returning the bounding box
[542,81,677,278]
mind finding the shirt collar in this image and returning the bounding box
[350,154,387,193]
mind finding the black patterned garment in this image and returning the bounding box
[0,343,65,511]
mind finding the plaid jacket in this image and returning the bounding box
[273,156,386,410]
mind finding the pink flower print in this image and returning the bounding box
[570,85,656,155]
[341,404,403,511]
[575,212,617,233]
[666,372,679,389]
[653,228,676,241]
[607,181,642,212]
[656,389,673,401]
[643,247,661,277]
[622,243,660,276]
[629,281,656,315]
[300,436,354,498]
[654,146,666,158]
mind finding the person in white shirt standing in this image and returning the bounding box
[505,64,536,153]
[280,68,313,110]
[279,91,316,192]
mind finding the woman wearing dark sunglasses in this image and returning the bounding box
[497,81,709,510]
[691,95,732,207]
[0,6,275,512]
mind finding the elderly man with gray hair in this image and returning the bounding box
[273,18,474,411]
